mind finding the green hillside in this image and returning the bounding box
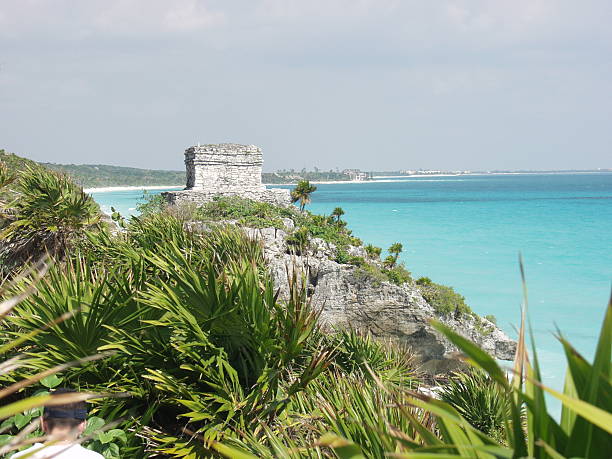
[43,163,185,188]
[2,148,361,188]
[0,149,44,200]
[0,149,41,173]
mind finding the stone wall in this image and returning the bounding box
[185,143,265,192]
[165,143,291,206]
[165,188,291,207]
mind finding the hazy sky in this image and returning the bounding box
[1,1,611,171]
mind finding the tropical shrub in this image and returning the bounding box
[136,191,167,217]
[0,266,115,458]
[418,279,473,316]
[286,227,311,255]
[484,314,497,325]
[416,276,433,286]
[216,331,421,458]
[354,263,388,286]
[324,329,416,385]
[197,196,295,229]
[439,369,510,439]
[0,166,100,273]
[364,243,382,259]
[353,261,411,286]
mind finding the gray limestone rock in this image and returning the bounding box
[245,226,517,365]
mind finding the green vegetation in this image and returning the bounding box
[292,212,362,258]
[0,149,40,173]
[0,165,100,273]
[43,163,185,188]
[290,180,317,212]
[386,242,404,267]
[355,260,412,286]
[0,149,44,202]
[416,276,474,316]
[262,169,355,184]
[364,243,382,259]
[484,314,497,325]
[135,190,167,217]
[198,195,296,229]
[439,369,510,439]
[331,206,345,223]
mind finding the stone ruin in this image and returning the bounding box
[163,143,291,207]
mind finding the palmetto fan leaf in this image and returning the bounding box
[0,166,100,272]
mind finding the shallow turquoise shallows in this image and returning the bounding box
[91,173,612,404]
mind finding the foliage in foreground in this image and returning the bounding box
[326,292,612,458]
[439,369,510,439]
[218,289,611,459]
[0,261,120,457]
[2,214,418,457]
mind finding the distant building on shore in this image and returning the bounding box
[399,169,472,176]
[342,169,370,181]
[163,143,291,206]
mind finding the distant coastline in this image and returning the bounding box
[85,170,612,193]
[264,170,612,187]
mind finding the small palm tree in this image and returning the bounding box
[290,180,317,212]
[331,207,345,224]
[386,242,403,268]
[364,244,382,259]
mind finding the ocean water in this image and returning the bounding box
[91,173,612,401]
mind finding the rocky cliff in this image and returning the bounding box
[242,223,517,371]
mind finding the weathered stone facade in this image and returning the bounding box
[164,143,291,206]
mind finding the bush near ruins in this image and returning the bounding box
[197,195,295,229]
[136,191,167,216]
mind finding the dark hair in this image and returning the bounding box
[43,388,87,430]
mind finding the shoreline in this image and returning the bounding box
[85,185,183,193]
[86,170,612,193]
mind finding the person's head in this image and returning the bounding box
[41,388,88,438]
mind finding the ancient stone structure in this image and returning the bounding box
[164,143,290,206]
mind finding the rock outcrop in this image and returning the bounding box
[243,225,517,368]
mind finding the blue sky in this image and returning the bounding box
[1,1,611,171]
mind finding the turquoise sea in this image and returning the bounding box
[91,173,612,400]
